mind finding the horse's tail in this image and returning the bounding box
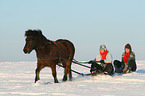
[67,40,75,61]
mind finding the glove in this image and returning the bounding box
[88,60,93,64]
[100,60,104,63]
[122,69,130,74]
[122,64,128,73]
[102,63,107,68]
[122,69,127,73]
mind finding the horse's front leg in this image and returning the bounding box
[35,65,44,83]
[63,61,72,81]
[51,66,59,83]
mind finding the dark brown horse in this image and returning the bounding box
[23,29,75,83]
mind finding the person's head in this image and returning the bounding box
[99,45,107,53]
[125,43,132,53]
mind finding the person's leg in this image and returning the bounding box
[90,62,104,73]
[105,63,114,75]
[90,63,95,73]
[113,60,122,73]
[128,60,137,72]
[95,63,104,72]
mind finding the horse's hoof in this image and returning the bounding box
[35,78,40,83]
[34,80,37,83]
[34,80,39,83]
[54,81,59,83]
[69,78,72,81]
[63,76,67,81]
[62,78,67,82]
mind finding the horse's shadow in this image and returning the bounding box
[136,69,145,74]
[43,82,52,85]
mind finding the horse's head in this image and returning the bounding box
[23,29,44,54]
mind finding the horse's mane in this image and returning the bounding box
[25,29,47,40]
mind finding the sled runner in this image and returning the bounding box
[83,72,103,76]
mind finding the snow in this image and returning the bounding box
[0,61,145,96]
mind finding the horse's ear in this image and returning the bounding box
[25,29,33,36]
[33,29,43,37]
[37,29,42,36]
[25,29,43,37]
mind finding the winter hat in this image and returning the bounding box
[125,43,132,51]
[99,45,107,50]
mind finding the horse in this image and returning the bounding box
[23,29,75,83]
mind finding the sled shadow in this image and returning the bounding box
[43,82,52,85]
[110,73,123,77]
[34,82,52,85]
[136,69,145,74]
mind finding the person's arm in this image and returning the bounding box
[122,52,125,60]
[104,53,112,63]
[96,54,101,62]
[128,52,135,61]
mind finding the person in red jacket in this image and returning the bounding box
[114,44,137,73]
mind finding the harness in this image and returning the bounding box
[36,40,61,62]
[36,40,74,64]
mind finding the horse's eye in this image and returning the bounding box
[30,37,35,40]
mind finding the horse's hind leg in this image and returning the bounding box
[35,64,44,83]
[67,62,72,81]
[62,62,67,81]
[63,70,67,82]
[62,61,72,81]
[69,67,72,81]
[66,57,73,81]
[51,66,59,83]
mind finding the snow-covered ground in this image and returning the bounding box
[0,61,145,96]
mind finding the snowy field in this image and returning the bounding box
[0,61,145,96]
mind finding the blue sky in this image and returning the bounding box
[0,0,145,62]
